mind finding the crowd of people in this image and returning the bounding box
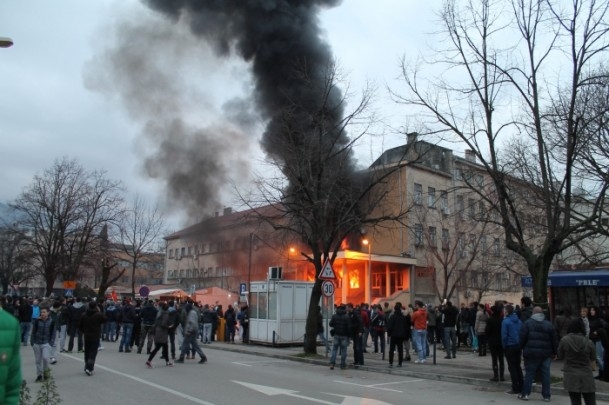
[328,297,607,405]
[0,294,251,384]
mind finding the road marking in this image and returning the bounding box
[231,360,287,367]
[62,353,215,405]
[233,380,392,405]
[333,378,423,392]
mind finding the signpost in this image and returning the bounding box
[139,285,150,298]
[321,280,335,298]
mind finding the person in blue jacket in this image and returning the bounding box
[502,304,523,395]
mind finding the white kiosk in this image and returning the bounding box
[248,278,333,346]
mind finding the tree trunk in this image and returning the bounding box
[530,258,551,309]
[304,278,323,354]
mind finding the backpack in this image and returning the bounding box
[371,312,386,331]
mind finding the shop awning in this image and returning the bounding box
[548,270,609,287]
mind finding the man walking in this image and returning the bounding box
[518,306,558,401]
[138,300,157,354]
[80,301,107,376]
[30,306,55,382]
[67,297,86,353]
[175,302,208,364]
[502,304,523,395]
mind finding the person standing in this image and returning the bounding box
[370,304,386,355]
[18,297,33,345]
[502,304,523,395]
[138,300,158,354]
[119,299,136,353]
[386,303,410,368]
[486,304,505,382]
[588,306,606,380]
[347,303,364,367]
[166,301,180,360]
[360,304,370,352]
[67,297,86,353]
[80,301,107,376]
[475,303,489,356]
[440,300,459,359]
[30,306,55,382]
[316,306,330,352]
[329,304,351,370]
[558,319,597,405]
[411,300,428,364]
[146,302,173,368]
[201,304,214,344]
[224,305,237,343]
[237,305,249,344]
[518,306,558,401]
[0,295,22,405]
[175,303,208,364]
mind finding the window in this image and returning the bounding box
[201,243,207,254]
[478,201,486,219]
[429,226,437,247]
[440,191,448,210]
[188,246,193,256]
[168,249,174,259]
[458,233,466,257]
[454,168,463,180]
[468,198,476,219]
[476,174,484,187]
[414,224,423,246]
[428,187,436,208]
[414,183,422,205]
[457,195,464,218]
[493,238,501,256]
[180,247,186,257]
[480,235,487,253]
[442,229,450,250]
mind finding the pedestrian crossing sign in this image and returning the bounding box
[318,260,337,280]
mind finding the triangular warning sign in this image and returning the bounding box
[318,260,337,280]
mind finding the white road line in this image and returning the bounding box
[62,354,215,405]
[232,362,254,367]
[333,379,423,393]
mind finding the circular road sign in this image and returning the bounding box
[139,285,150,297]
[321,280,335,297]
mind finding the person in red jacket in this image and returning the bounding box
[411,300,428,363]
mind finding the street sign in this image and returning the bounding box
[240,283,247,295]
[63,280,76,289]
[321,280,335,297]
[64,289,73,297]
[318,260,337,280]
[139,285,150,298]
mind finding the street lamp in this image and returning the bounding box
[362,239,372,304]
[0,37,13,48]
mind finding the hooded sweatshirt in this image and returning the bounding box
[501,312,522,348]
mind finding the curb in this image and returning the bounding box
[205,344,609,402]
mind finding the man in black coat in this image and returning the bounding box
[329,304,351,370]
[386,302,411,367]
[440,300,459,359]
[80,301,106,376]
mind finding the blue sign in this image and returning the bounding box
[240,283,247,295]
[64,289,73,297]
[139,285,150,297]
[521,276,533,288]
[549,270,609,287]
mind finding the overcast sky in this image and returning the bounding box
[0,1,436,229]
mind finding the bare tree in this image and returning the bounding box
[247,65,414,354]
[392,0,609,306]
[0,225,36,294]
[11,158,124,295]
[118,195,166,296]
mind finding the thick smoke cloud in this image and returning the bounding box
[143,0,350,164]
[85,11,257,222]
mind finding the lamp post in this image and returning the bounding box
[362,239,372,304]
[0,37,13,48]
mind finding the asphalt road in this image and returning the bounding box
[20,343,603,405]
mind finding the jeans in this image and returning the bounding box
[469,325,478,350]
[179,332,206,360]
[59,324,67,351]
[104,321,117,341]
[32,343,52,376]
[505,346,524,393]
[20,321,31,345]
[353,334,364,365]
[139,324,155,353]
[317,331,330,351]
[595,340,604,371]
[203,323,212,343]
[522,356,551,399]
[119,323,134,351]
[443,327,457,357]
[330,335,349,368]
[413,329,427,361]
[371,329,385,354]
[68,324,83,351]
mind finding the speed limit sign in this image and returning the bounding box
[321,280,335,297]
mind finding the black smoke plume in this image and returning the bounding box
[143,0,352,168]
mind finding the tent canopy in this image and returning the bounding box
[148,288,188,298]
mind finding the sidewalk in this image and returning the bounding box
[205,340,609,402]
